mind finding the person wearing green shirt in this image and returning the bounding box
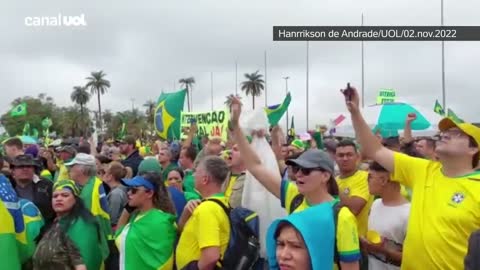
[178,146,198,194]
[65,153,112,262]
[158,148,178,183]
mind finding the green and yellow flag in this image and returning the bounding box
[0,200,21,270]
[447,108,464,123]
[115,209,177,270]
[22,123,30,136]
[154,89,187,140]
[79,177,112,260]
[118,122,126,140]
[265,92,291,126]
[433,100,445,116]
[10,103,27,117]
[59,215,103,270]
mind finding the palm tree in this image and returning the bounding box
[224,94,241,109]
[179,77,195,111]
[241,71,265,109]
[85,70,111,132]
[71,86,90,118]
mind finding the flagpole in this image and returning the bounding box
[264,50,268,106]
[441,0,446,110]
[361,13,365,108]
[306,41,310,131]
[235,60,238,95]
[283,76,290,131]
[211,72,214,111]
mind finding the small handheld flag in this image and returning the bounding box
[10,103,27,117]
[433,100,445,116]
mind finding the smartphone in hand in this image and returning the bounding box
[342,82,354,101]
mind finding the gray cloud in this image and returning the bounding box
[0,0,479,132]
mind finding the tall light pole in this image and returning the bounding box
[306,41,310,131]
[361,13,365,108]
[211,72,214,111]
[235,61,238,95]
[130,98,135,111]
[283,76,290,131]
[441,0,446,110]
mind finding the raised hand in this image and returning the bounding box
[406,113,417,123]
[341,84,360,114]
[230,96,242,125]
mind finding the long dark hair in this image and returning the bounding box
[141,172,177,215]
[36,196,101,244]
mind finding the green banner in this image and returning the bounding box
[376,89,396,104]
[180,110,230,141]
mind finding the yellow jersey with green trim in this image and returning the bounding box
[392,152,480,270]
[175,194,230,270]
[336,170,373,237]
[280,180,361,269]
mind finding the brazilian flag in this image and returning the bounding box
[115,210,177,270]
[154,89,187,140]
[447,108,464,123]
[265,92,291,126]
[433,100,445,116]
[10,103,27,117]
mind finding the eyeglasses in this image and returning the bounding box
[291,166,325,175]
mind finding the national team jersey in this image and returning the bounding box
[280,180,361,269]
[392,152,480,270]
[336,170,374,237]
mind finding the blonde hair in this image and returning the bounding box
[107,162,127,182]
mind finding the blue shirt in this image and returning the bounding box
[167,186,186,222]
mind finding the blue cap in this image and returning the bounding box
[121,176,156,191]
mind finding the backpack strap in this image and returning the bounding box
[288,194,304,214]
[205,198,231,215]
[332,200,342,270]
[203,198,231,268]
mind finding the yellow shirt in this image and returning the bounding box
[280,180,361,269]
[175,194,230,269]
[336,170,374,237]
[392,152,480,270]
[224,174,239,200]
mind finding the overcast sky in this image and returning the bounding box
[1,0,479,131]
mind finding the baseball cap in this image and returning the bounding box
[286,149,334,174]
[137,158,162,175]
[121,175,157,191]
[64,153,96,167]
[439,118,480,156]
[10,154,40,168]
[59,145,77,156]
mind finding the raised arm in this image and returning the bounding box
[343,86,394,172]
[230,98,282,198]
[403,113,416,144]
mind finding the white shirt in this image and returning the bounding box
[368,199,410,270]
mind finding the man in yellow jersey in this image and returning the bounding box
[229,97,360,270]
[176,156,231,270]
[223,144,246,208]
[335,140,373,237]
[342,85,480,270]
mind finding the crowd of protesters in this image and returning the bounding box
[1,85,480,270]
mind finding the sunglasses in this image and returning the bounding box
[292,166,325,175]
[127,187,150,194]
